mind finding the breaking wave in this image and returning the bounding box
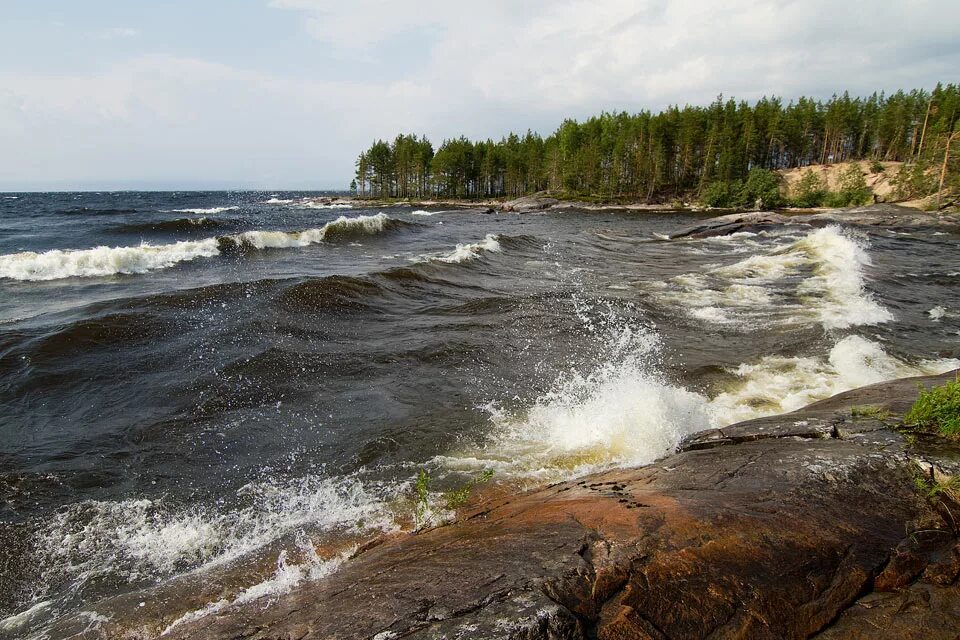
[708,335,960,425]
[165,206,238,215]
[117,216,223,233]
[659,226,893,330]
[32,474,399,605]
[415,234,502,264]
[0,239,221,281]
[0,214,407,281]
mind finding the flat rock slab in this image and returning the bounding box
[131,372,960,640]
[671,204,960,238]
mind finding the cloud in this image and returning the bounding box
[94,27,141,39]
[2,0,959,188]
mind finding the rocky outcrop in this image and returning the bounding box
[671,204,960,239]
[146,371,960,640]
[500,195,560,213]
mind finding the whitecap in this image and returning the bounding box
[0,238,220,281]
[166,206,239,214]
[708,335,960,425]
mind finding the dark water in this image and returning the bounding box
[1,192,958,637]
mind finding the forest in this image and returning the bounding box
[353,84,960,207]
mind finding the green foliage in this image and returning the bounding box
[838,164,872,206]
[355,84,960,202]
[443,469,495,510]
[821,165,872,207]
[905,378,960,437]
[702,180,739,207]
[413,468,431,528]
[740,168,784,208]
[792,169,827,207]
[892,161,936,200]
[850,405,891,420]
[869,159,885,174]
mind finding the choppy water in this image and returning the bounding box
[1,192,958,637]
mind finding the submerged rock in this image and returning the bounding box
[148,371,960,640]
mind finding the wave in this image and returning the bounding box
[439,303,712,478]
[411,210,437,216]
[0,214,406,281]
[708,335,960,425]
[217,213,408,252]
[0,239,220,281]
[297,202,353,210]
[20,473,401,631]
[56,207,138,216]
[165,206,238,215]
[263,197,294,204]
[414,234,502,264]
[658,226,893,330]
[117,216,222,233]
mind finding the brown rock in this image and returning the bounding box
[56,372,960,640]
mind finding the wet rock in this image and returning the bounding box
[140,372,960,640]
[501,195,560,213]
[670,204,960,238]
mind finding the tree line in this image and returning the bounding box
[353,84,960,205]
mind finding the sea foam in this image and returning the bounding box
[0,214,398,281]
[664,226,892,330]
[0,239,221,281]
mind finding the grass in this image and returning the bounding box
[443,469,495,510]
[904,377,960,438]
[850,405,891,420]
[412,468,495,528]
[413,469,431,529]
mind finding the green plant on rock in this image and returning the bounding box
[904,378,960,437]
[850,405,891,420]
[414,468,431,528]
[443,468,495,510]
[869,159,885,174]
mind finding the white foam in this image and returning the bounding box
[167,206,238,214]
[298,202,353,210]
[663,226,892,330]
[411,210,436,216]
[0,214,397,281]
[0,600,53,633]
[227,213,393,249]
[435,234,501,263]
[263,197,294,204]
[161,544,351,636]
[444,313,712,478]
[0,238,220,281]
[708,335,960,425]
[37,474,398,599]
[929,306,947,321]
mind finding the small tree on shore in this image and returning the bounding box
[792,169,827,207]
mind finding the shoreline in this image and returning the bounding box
[41,370,960,639]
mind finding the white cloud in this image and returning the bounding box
[94,27,141,39]
[2,0,959,188]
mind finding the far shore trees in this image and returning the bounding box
[354,84,959,206]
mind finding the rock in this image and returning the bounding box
[670,205,960,239]
[501,195,560,213]
[143,371,960,640]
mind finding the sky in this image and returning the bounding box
[1,0,958,191]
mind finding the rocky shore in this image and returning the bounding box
[81,371,953,640]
